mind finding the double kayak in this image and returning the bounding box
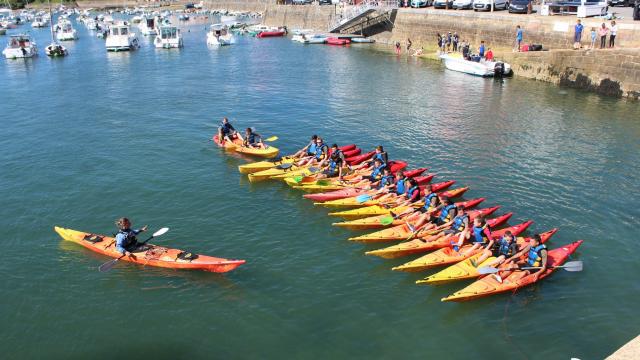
[365,215,521,260]
[392,219,533,272]
[213,134,279,158]
[238,144,358,175]
[347,206,502,243]
[418,228,558,285]
[55,226,245,273]
[441,240,584,302]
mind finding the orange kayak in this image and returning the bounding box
[54,226,245,273]
[365,215,519,259]
[348,206,500,243]
[213,134,279,158]
[441,240,584,302]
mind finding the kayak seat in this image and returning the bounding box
[83,234,104,244]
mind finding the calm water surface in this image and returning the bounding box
[1,16,639,359]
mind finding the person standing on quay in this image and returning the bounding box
[590,27,597,50]
[609,21,618,48]
[573,19,584,50]
[452,32,459,52]
[515,25,523,52]
[599,23,609,49]
[406,38,412,53]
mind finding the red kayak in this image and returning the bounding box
[342,148,361,158]
[346,150,374,165]
[326,37,350,45]
[257,30,286,38]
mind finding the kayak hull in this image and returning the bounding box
[238,157,295,174]
[213,135,279,158]
[54,226,245,273]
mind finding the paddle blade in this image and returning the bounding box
[98,258,120,272]
[356,194,372,203]
[380,216,394,226]
[562,261,583,272]
[294,176,303,183]
[153,227,169,237]
[477,266,500,275]
[406,222,416,233]
[316,180,330,186]
[265,136,278,142]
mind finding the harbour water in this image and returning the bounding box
[1,17,639,359]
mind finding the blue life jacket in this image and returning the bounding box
[438,204,456,222]
[117,229,138,249]
[248,133,257,144]
[307,143,317,156]
[315,144,328,160]
[220,122,234,136]
[370,163,385,180]
[527,244,547,267]
[405,185,419,200]
[498,237,516,257]
[450,213,469,232]
[378,175,394,189]
[373,152,386,163]
[472,224,489,244]
[422,193,438,210]
[395,178,406,195]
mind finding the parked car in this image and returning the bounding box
[319,0,335,4]
[433,0,454,8]
[473,0,508,11]
[411,0,434,7]
[508,0,530,12]
[292,0,313,4]
[609,0,633,6]
[453,0,474,9]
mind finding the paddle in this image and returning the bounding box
[379,216,394,226]
[98,227,170,272]
[356,194,372,204]
[275,163,293,170]
[477,261,584,275]
[264,136,278,142]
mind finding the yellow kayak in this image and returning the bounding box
[238,157,295,174]
[248,163,309,182]
[213,135,279,159]
[328,205,413,221]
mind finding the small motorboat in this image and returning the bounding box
[326,37,350,46]
[256,27,286,38]
[32,16,48,28]
[206,24,233,46]
[351,37,375,43]
[292,34,326,44]
[105,21,139,51]
[154,25,183,49]
[138,16,157,36]
[3,34,38,59]
[440,53,512,77]
[45,43,67,57]
[56,20,78,41]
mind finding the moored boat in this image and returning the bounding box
[3,34,37,59]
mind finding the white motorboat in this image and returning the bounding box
[3,34,37,59]
[293,34,327,44]
[138,16,157,36]
[56,20,77,41]
[154,25,182,49]
[85,18,98,30]
[206,24,233,46]
[105,22,139,51]
[32,16,48,28]
[351,37,375,43]
[440,54,512,77]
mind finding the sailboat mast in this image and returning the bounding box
[48,0,54,43]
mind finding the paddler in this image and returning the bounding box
[317,144,346,179]
[351,158,386,188]
[371,171,408,203]
[114,218,148,256]
[456,216,493,256]
[243,127,265,149]
[353,145,388,171]
[217,117,243,144]
[297,137,329,167]
[292,135,318,159]
[471,230,520,268]
[515,234,548,281]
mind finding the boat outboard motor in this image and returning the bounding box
[494,62,505,78]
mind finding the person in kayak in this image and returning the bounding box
[353,145,388,171]
[393,184,436,218]
[292,135,318,159]
[371,171,408,203]
[471,230,520,268]
[444,205,470,236]
[514,234,548,281]
[217,117,243,144]
[114,218,148,256]
[317,144,346,179]
[297,137,329,167]
[457,216,493,256]
[351,158,386,188]
[243,128,265,149]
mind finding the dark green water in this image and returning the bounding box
[1,16,639,359]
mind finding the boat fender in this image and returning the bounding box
[83,234,104,243]
[177,251,198,261]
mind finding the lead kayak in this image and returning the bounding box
[347,206,501,243]
[54,226,245,273]
[417,229,558,285]
[238,144,357,174]
[213,134,279,158]
[392,219,533,272]
[441,240,584,302]
[365,215,520,260]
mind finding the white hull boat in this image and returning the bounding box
[3,34,37,59]
[56,20,78,41]
[154,25,182,48]
[106,22,139,51]
[138,17,157,36]
[440,54,503,77]
[206,24,233,46]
